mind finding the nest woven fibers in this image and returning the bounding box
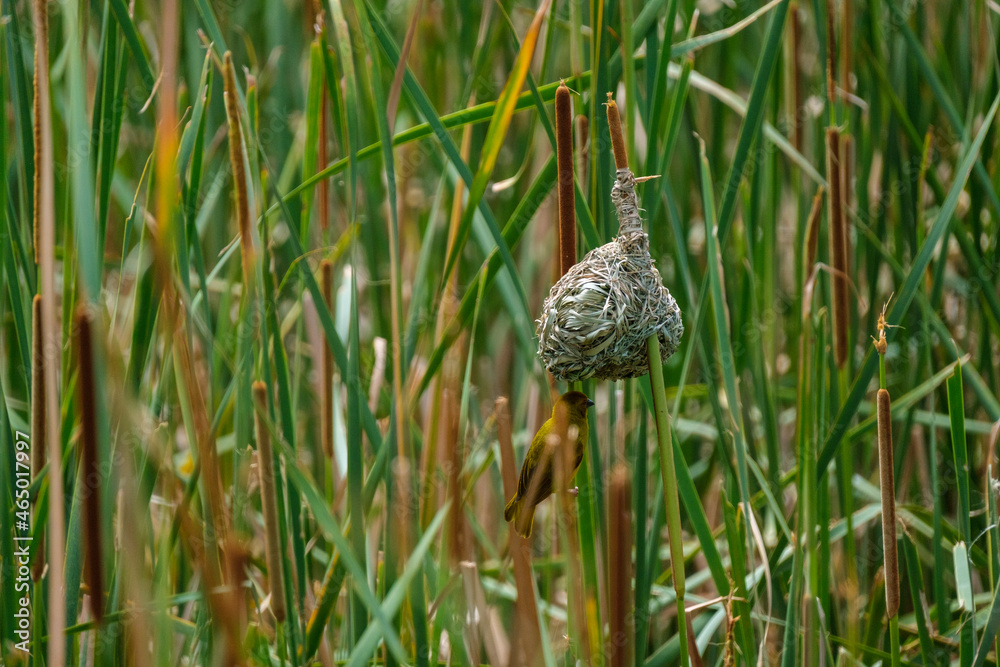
[536,168,683,382]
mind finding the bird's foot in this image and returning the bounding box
[568,487,579,497]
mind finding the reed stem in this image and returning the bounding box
[607,94,688,667]
[31,295,45,581]
[647,336,689,666]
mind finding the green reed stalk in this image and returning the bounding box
[606,98,688,666]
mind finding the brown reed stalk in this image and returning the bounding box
[32,0,47,262]
[495,397,543,666]
[252,381,286,623]
[172,311,229,570]
[224,51,254,285]
[825,128,848,367]
[549,393,591,663]
[31,295,45,580]
[804,185,825,277]
[556,83,576,276]
[840,0,852,98]
[75,307,104,623]
[841,131,855,234]
[443,387,465,564]
[842,134,855,301]
[321,259,334,459]
[608,464,633,667]
[33,0,64,657]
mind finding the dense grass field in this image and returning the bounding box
[2,0,1000,664]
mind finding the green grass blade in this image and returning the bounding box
[947,364,972,545]
[107,0,155,94]
[817,90,1000,477]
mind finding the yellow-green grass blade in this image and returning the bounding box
[947,365,972,546]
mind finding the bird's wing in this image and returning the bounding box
[518,427,554,503]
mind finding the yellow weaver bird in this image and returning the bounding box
[504,391,594,538]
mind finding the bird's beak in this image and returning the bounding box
[586,399,595,408]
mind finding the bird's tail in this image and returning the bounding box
[504,495,534,538]
[504,495,520,523]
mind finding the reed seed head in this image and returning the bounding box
[252,380,286,623]
[556,83,577,277]
[75,306,104,624]
[605,93,628,170]
[826,127,849,368]
[877,387,899,617]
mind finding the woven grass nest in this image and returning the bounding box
[536,168,683,382]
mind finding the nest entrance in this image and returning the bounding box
[536,168,683,382]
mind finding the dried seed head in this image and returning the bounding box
[608,465,633,667]
[872,299,896,355]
